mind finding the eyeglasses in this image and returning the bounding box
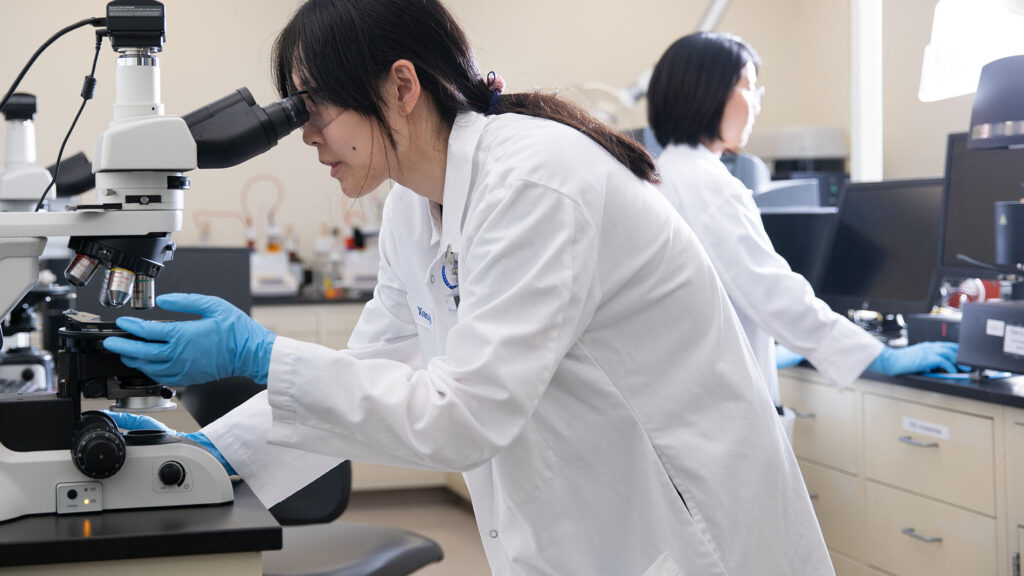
[739,85,765,110]
[290,89,344,132]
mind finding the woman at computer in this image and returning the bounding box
[99,1,834,573]
[647,32,959,428]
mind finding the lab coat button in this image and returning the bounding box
[430,274,436,284]
[489,529,498,538]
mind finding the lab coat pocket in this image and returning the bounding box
[406,294,438,361]
[641,552,683,576]
[493,421,557,506]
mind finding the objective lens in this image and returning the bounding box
[105,268,135,308]
[131,275,155,309]
[98,269,112,308]
[65,254,100,287]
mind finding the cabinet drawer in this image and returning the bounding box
[864,394,994,515]
[800,460,864,559]
[866,481,996,576]
[831,553,886,576]
[780,374,860,473]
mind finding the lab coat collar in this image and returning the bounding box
[661,142,719,163]
[432,112,488,252]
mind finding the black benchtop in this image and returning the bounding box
[863,369,1024,410]
[0,481,281,568]
[253,291,372,306]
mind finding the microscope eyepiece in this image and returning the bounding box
[182,87,309,169]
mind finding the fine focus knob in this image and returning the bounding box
[71,411,126,479]
[158,461,186,486]
[71,428,126,479]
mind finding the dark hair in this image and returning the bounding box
[273,0,658,184]
[647,32,761,149]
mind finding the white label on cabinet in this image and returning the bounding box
[902,417,949,440]
[986,318,1006,337]
[1004,324,1024,356]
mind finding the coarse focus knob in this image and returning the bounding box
[71,428,126,479]
[71,411,126,479]
[158,461,186,486]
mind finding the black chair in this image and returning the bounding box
[177,377,444,576]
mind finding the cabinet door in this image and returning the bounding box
[866,481,997,576]
[800,460,864,559]
[1013,421,1024,524]
[318,303,365,350]
[779,373,860,473]
[251,306,318,342]
[864,394,994,515]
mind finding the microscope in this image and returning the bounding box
[0,93,71,394]
[0,0,308,522]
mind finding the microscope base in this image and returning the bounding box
[0,438,233,523]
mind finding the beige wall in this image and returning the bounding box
[0,0,964,257]
[882,0,973,179]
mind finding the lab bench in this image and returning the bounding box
[0,481,280,575]
[779,366,1024,576]
[250,297,470,500]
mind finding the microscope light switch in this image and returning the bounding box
[56,482,103,514]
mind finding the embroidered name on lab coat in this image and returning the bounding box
[416,306,433,326]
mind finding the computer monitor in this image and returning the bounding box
[818,179,944,316]
[760,207,838,291]
[940,132,1024,278]
[71,247,252,321]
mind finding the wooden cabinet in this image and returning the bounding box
[800,460,864,559]
[781,373,861,474]
[866,481,996,576]
[779,367,1013,576]
[864,394,995,515]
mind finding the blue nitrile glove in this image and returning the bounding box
[103,410,236,475]
[776,344,805,369]
[867,342,959,376]
[102,293,276,387]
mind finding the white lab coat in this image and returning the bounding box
[656,143,883,401]
[204,113,832,575]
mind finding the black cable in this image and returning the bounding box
[0,17,106,114]
[33,30,105,212]
[955,252,1023,274]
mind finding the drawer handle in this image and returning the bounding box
[898,435,939,448]
[808,493,820,501]
[793,409,816,419]
[901,527,942,544]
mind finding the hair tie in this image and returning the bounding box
[485,71,504,115]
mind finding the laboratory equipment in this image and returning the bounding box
[744,125,849,207]
[968,55,1024,149]
[817,179,944,325]
[957,301,1024,374]
[939,132,1024,278]
[759,207,838,291]
[0,93,53,212]
[0,0,307,523]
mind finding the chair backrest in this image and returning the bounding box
[176,377,351,525]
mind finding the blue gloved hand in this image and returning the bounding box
[868,342,959,376]
[102,293,276,387]
[103,411,236,475]
[775,344,805,369]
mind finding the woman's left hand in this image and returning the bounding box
[102,293,277,386]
